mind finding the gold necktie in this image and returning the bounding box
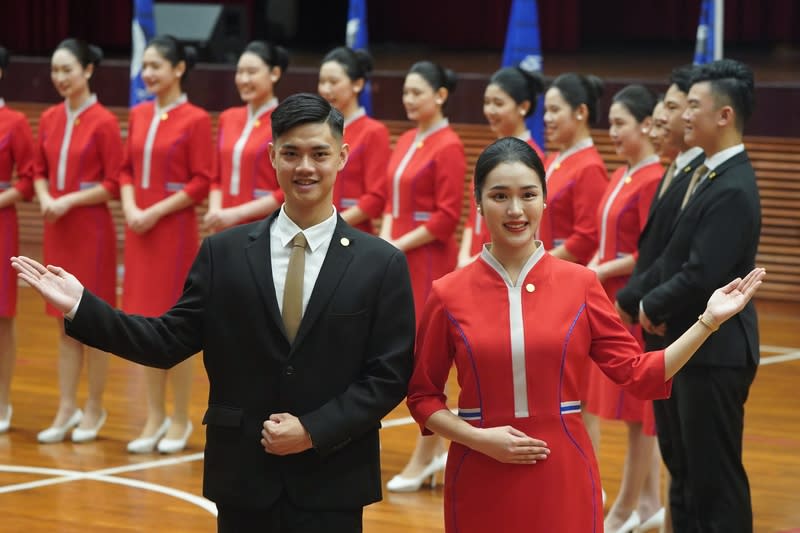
[680,164,708,210]
[657,161,677,199]
[282,232,307,343]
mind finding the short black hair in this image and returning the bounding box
[489,66,544,117]
[612,84,657,123]
[322,46,373,82]
[271,93,344,141]
[474,137,546,203]
[669,64,697,95]
[690,58,755,132]
[549,73,604,125]
[0,46,9,70]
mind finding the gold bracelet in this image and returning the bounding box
[697,313,719,332]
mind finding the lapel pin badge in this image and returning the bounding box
[340,237,350,247]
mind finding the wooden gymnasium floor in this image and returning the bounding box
[1,286,799,532]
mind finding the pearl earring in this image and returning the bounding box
[576,114,583,120]
[543,203,547,208]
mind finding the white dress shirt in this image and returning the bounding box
[270,205,338,316]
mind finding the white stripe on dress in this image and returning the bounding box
[56,94,97,191]
[391,119,449,218]
[229,98,278,196]
[598,155,660,260]
[480,243,546,418]
[141,94,187,190]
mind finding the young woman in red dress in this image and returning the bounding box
[458,66,545,267]
[583,85,665,533]
[406,137,763,533]
[318,46,389,233]
[121,36,213,454]
[0,46,35,434]
[32,39,122,443]
[380,61,465,491]
[204,41,288,232]
[540,73,609,264]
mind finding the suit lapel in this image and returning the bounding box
[291,217,355,349]
[671,151,749,230]
[244,212,287,339]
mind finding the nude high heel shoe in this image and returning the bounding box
[386,452,448,492]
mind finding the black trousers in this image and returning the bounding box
[654,362,757,533]
[217,495,363,533]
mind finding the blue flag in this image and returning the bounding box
[130,0,156,106]
[693,0,723,65]
[346,0,372,115]
[501,0,544,148]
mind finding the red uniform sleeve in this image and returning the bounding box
[585,273,672,400]
[119,109,136,188]
[11,115,35,200]
[425,140,466,242]
[33,110,50,183]
[182,111,214,203]
[210,112,224,191]
[406,286,455,435]
[355,123,390,218]
[97,115,124,199]
[564,162,607,263]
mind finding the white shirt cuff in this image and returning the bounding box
[65,294,83,321]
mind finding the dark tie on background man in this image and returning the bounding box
[282,232,307,343]
[680,164,708,209]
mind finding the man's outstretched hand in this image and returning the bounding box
[10,256,83,314]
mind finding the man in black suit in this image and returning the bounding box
[615,64,704,533]
[637,60,761,533]
[12,94,415,533]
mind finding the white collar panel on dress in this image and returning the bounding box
[141,94,188,189]
[56,94,98,191]
[391,118,450,218]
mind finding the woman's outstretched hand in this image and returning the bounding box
[10,256,84,314]
[703,267,766,328]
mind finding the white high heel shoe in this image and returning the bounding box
[634,507,665,532]
[608,510,641,533]
[0,405,11,433]
[386,452,448,492]
[37,409,83,443]
[71,410,108,443]
[157,421,193,454]
[127,418,171,454]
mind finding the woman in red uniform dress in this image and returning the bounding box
[380,61,465,491]
[121,36,213,454]
[458,66,545,267]
[407,137,764,533]
[541,73,609,264]
[32,40,122,443]
[318,46,389,233]
[204,41,288,232]
[0,46,35,434]
[584,85,665,533]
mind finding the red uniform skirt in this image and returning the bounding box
[43,204,117,317]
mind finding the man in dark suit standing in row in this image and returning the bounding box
[638,59,761,532]
[12,93,416,533]
[616,64,706,533]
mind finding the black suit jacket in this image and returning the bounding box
[617,153,706,319]
[640,151,761,367]
[66,213,416,510]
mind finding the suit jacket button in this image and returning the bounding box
[285,365,295,376]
